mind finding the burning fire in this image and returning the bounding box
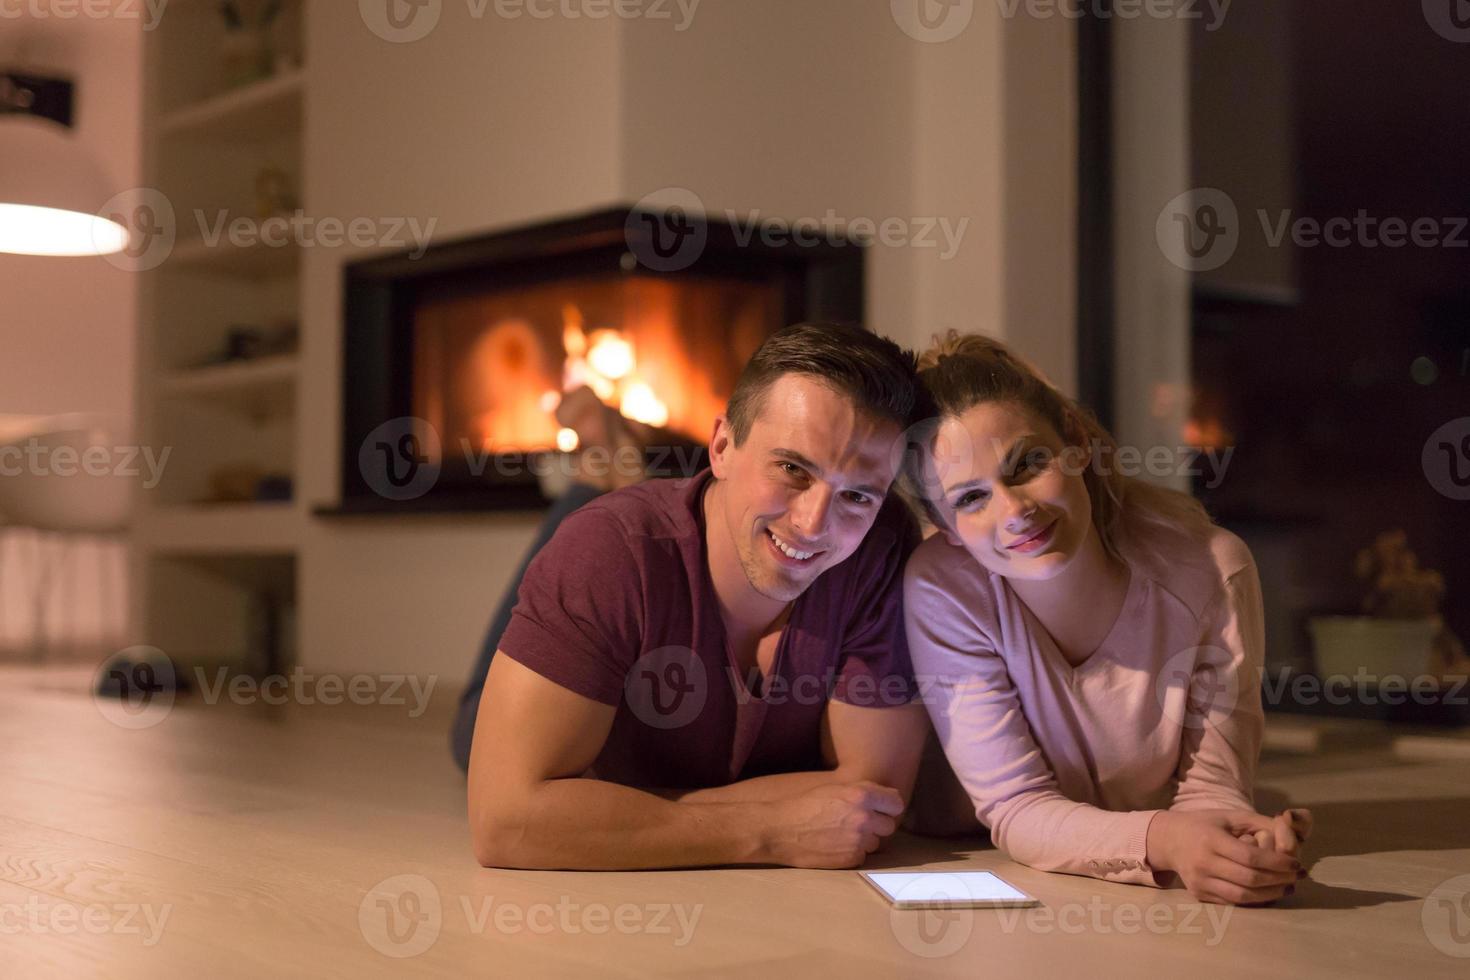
[425,277,770,456]
[559,309,671,433]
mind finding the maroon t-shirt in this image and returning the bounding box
[498,469,919,790]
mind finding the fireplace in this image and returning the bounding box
[328,206,864,513]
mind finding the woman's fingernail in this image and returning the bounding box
[1285,885,1296,897]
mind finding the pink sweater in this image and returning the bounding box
[904,525,1265,886]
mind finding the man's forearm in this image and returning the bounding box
[667,768,846,804]
[473,776,775,870]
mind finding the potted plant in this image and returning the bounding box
[218,1,284,91]
[1310,530,1468,685]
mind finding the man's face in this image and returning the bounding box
[708,374,902,603]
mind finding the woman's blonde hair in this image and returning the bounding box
[908,331,1214,567]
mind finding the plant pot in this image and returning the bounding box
[1308,615,1438,681]
[220,29,273,90]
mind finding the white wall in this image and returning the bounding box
[619,0,925,346]
[298,3,625,682]
[0,13,141,653]
[1112,16,1191,487]
[298,1,1076,683]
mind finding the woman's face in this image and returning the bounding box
[925,401,1094,581]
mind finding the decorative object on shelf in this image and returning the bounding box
[203,464,291,504]
[1310,531,1469,685]
[223,325,267,362]
[253,166,297,221]
[219,1,284,91]
[1356,531,1469,680]
[198,319,299,367]
[254,474,293,502]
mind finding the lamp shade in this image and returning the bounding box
[0,115,128,256]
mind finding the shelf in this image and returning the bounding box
[137,502,304,554]
[161,355,298,393]
[159,354,298,416]
[158,70,304,143]
[168,234,300,279]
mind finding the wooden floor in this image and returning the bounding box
[4,665,1470,979]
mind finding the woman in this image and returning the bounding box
[904,332,1312,905]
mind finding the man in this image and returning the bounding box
[467,322,931,870]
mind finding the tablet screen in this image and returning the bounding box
[862,871,1037,907]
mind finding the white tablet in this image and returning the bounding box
[860,870,1041,910]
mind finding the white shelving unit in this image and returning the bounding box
[133,0,306,673]
[156,68,305,141]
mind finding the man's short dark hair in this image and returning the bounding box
[725,322,920,445]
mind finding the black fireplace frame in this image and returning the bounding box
[322,205,865,515]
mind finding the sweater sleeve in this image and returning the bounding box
[905,554,1165,887]
[1168,561,1266,813]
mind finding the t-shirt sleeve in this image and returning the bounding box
[830,501,920,708]
[497,506,644,706]
[905,548,1165,887]
[1169,561,1265,813]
